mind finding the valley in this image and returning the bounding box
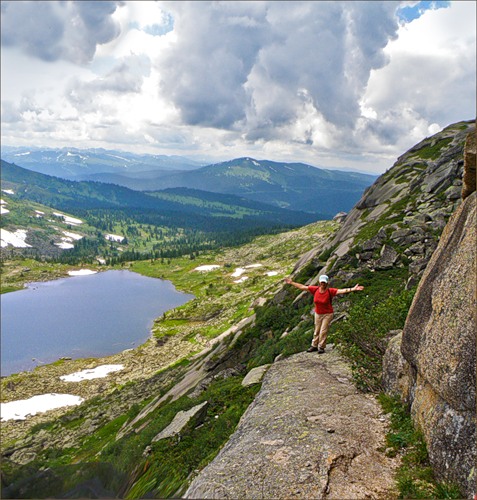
[0,119,474,499]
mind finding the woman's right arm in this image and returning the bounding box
[285,278,309,292]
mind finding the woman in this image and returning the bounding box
[285,274,364,353]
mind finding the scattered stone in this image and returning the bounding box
[241,364,271,387]
[333,212,347,223]
[375,245,399,270]
[152,401,209,442]
[143,446,152,457]
[409,258,429,275]
[445,185,462,200]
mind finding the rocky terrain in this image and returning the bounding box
[1,119,475,499]
[185,120,476,499]
[383,128,476,497]
[186,350,399,499]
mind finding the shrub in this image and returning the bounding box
[378,394,463,499]
[330,289,414,391]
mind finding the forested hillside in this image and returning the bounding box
[1,160,320,263]
[1,120,473,499]
[92,157,377,216]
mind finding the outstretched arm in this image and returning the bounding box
[285,277,309,292]
[336,284,365,295]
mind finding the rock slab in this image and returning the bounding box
[152,401,208,442]
[241,364,271,387]
[398,191,476,498]
[185,351,398,499]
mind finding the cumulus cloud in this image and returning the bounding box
[1,1,475,173]
[157,2,271,128]
[1,0,124,64]
[359,0,476,150]
[158,1,400,139]
[66,55,151,108]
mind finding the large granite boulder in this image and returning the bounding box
[462,129,476,199]
[400,192,476,411]
[393,190,476,497]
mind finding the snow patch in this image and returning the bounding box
[68,269,97,276]
[1,229,31,248]
[232,268,246,277]
[55,241,75,249]
[1,199,10,214]
[60,364,124,382]
[245,264,263,269]
[105,233,125,243]
[53,212,83,225]
[1,394,84,421]
[2,189,15,195]
[106,154,131,162]
[194,265,221,272]
[234,276,249,284]
[63,231,83,240]
[266,271,279,276]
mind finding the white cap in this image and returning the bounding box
[319,274,329,283]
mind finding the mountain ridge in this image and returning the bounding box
[2,149,377,217]
[0,146,203,178]
[105,156,377,216]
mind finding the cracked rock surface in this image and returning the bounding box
[185,350,398,499]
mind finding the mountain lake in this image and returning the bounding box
[1,270,194,377]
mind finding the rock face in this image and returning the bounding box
[311,120,475,286]
[462,129,476,199]
[185,351,399,499]
[384,180,476,497]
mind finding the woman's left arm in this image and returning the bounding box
[336,284,365,295]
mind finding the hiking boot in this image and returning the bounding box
[307,346,318,352]
[318,348,325,354]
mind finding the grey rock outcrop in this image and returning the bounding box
[384,189,476,497]
[316,120,475,281]
[185,351,399,499]
[381,330,415,403]
[152,401,208,442]
[241,364,271,387]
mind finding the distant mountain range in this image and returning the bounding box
[0,160,321,233]
[1,148,377,217]
[0,146,203,178]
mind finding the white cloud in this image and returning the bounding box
[1,0,124,64]
[360,0,476,154]
[1,1,475,174]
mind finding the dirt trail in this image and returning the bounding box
[185,349,399,499]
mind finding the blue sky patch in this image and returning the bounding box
[129,13,174,37]
[397,1,450,23]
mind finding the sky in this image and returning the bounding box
[1,1,475,174]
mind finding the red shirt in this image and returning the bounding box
[308,286,338,314]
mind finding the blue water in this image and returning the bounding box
[0,270,193,376]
